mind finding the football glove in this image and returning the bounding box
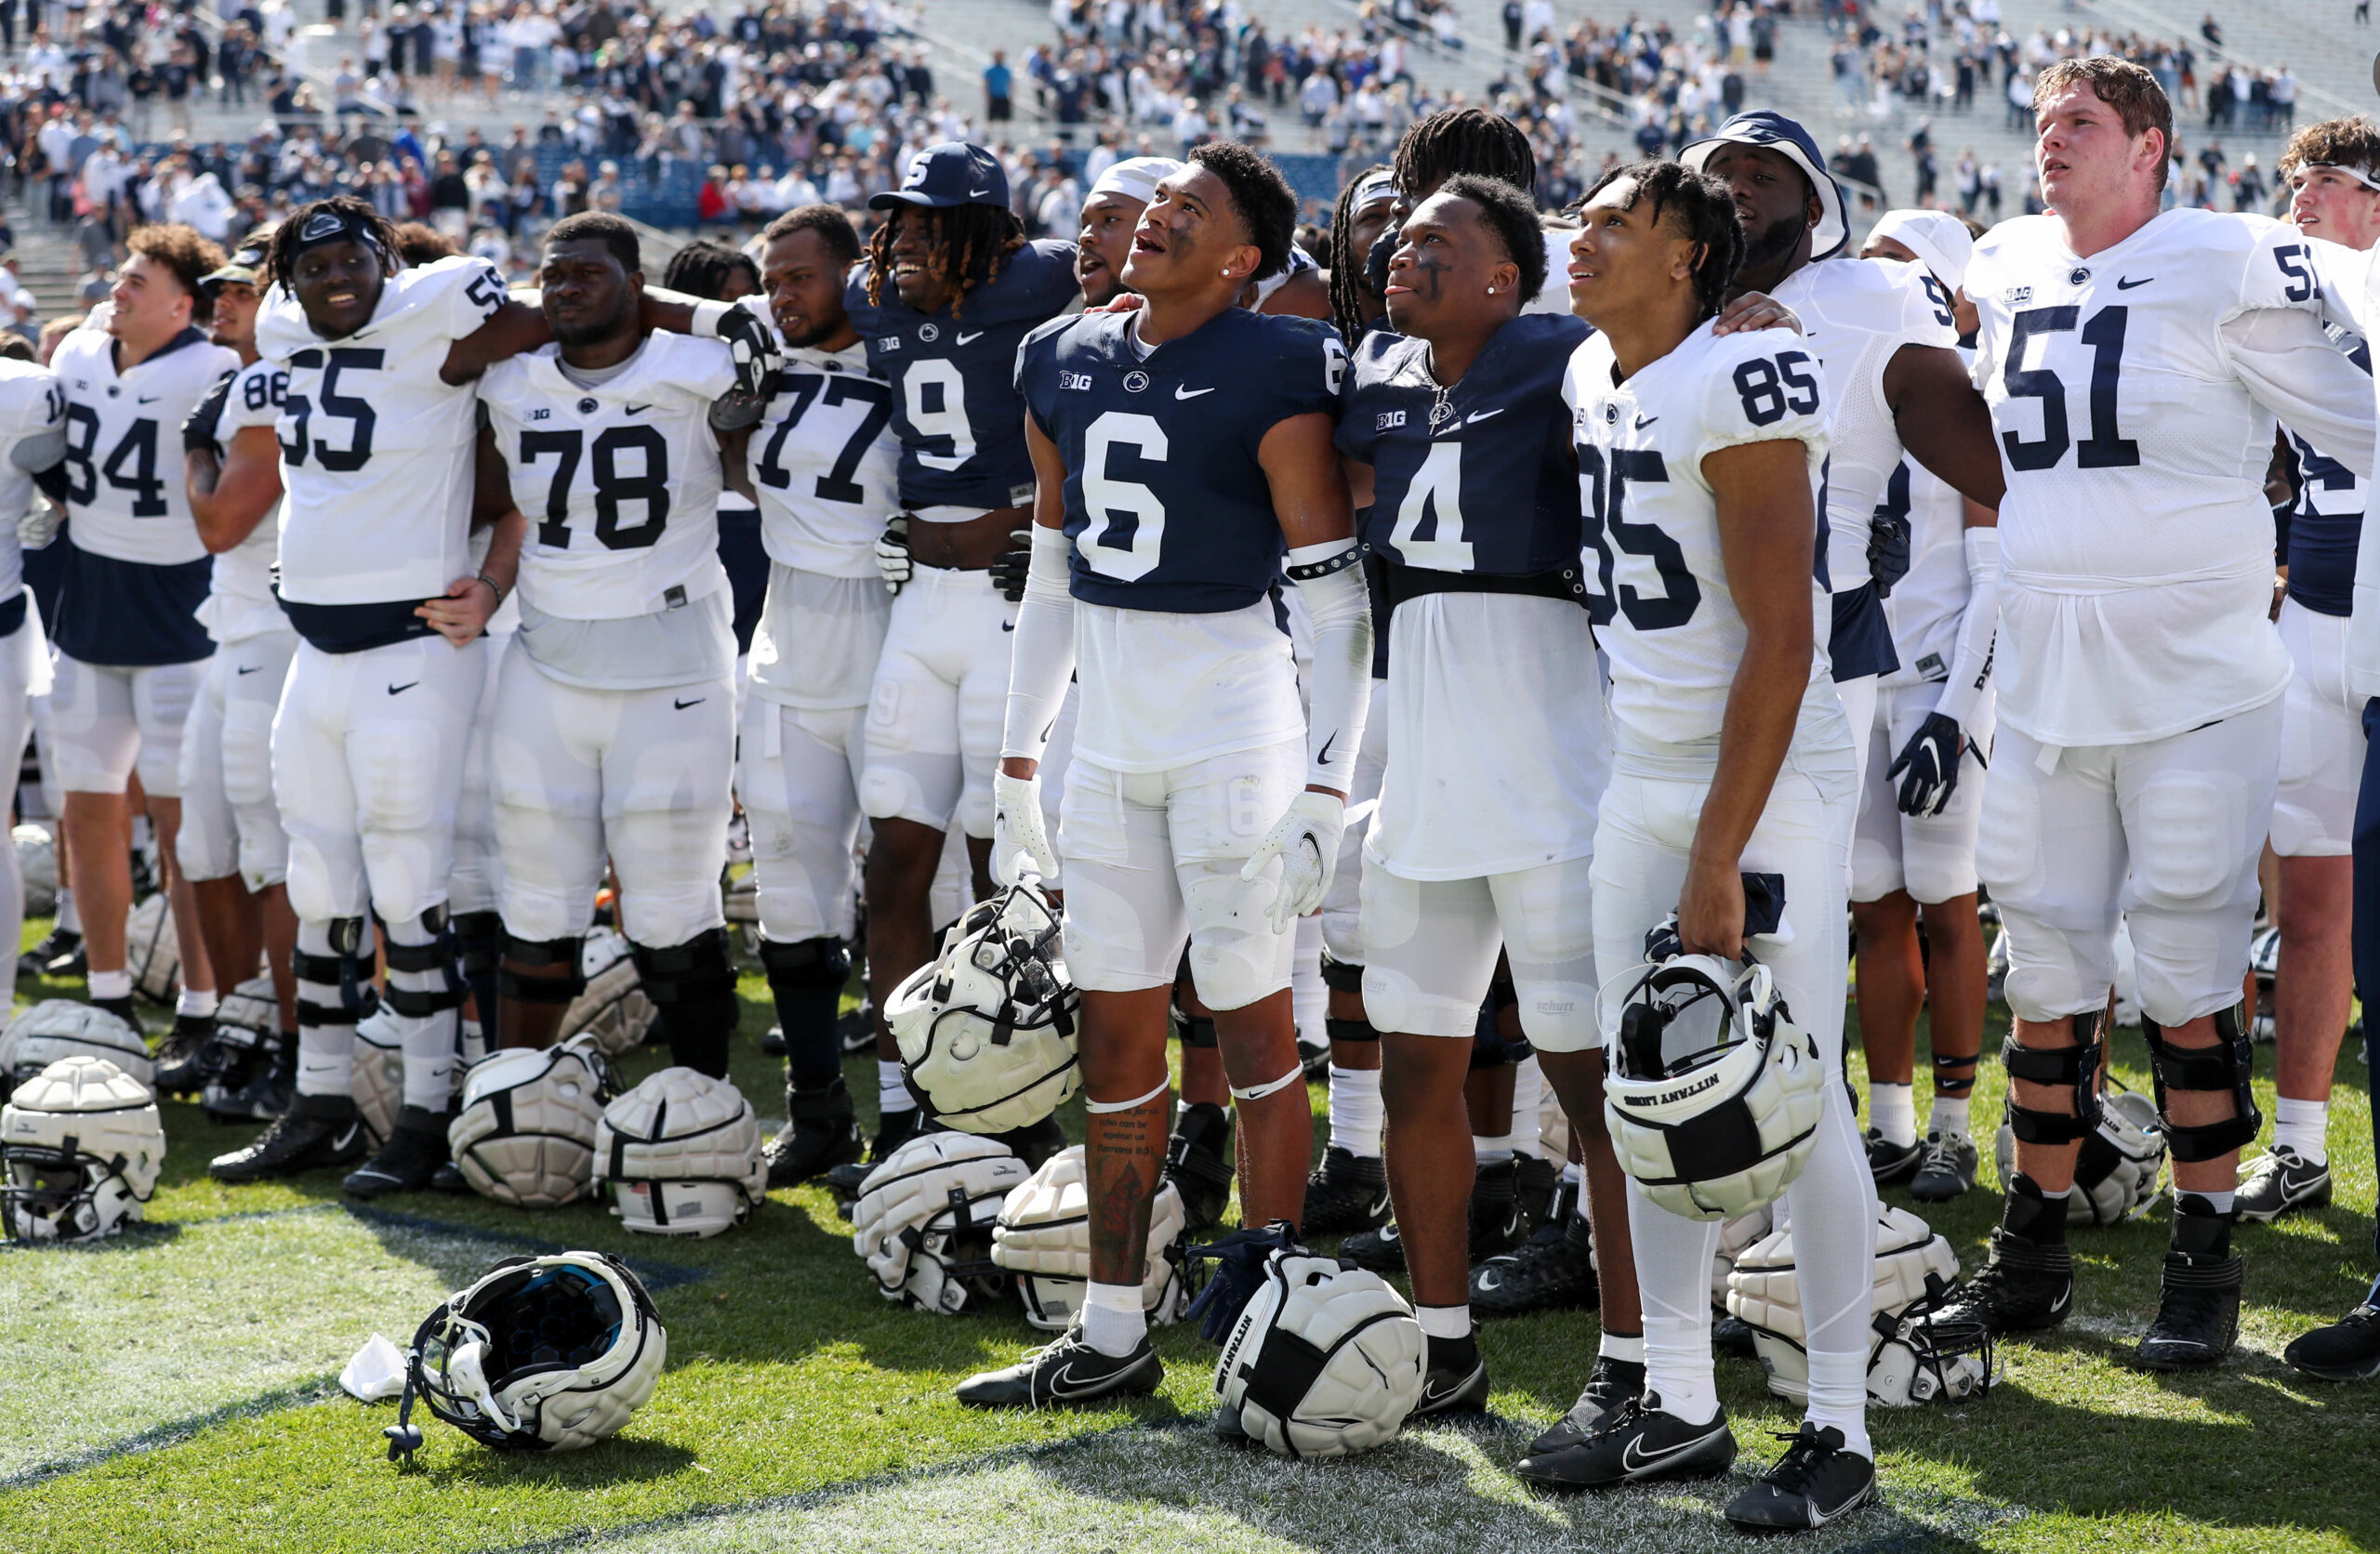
[875,514,913,595]
[182,370,233,455]
[1240,791,1345,934]
[1868,508,1912,599]
[990,529,1033,603]
[990,770,1059,887]
[1887,711,1964,818]
[705,299,784,402]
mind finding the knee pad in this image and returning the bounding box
[378,906,467,1017]
[1324,1016,1378,1045]
[2141,1007,2263,1163]
[501,932,587,1004]
[452,911,504,980]
[759,934,851,994]
[295,915,371,1027]
[1319,952,1365,994]
[857,765,926,824]
[2001,1011,2103,1144]
[630,928,741,1011]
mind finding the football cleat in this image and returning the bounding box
[1413,1332,1490,1417]
[1520,1355,1646,1463]
[341,1107,452,1198]
[19,926,81,981]
[839,995,877,1054]
[430,1161,469,1193]
[203,1052,293,1123]
[1514,1152,1560,1232]
[1725,1424,1876,1531]
[1948,1227,2073,1334]
[2135,1249,2242,1371]
[765,1077,863,1187]
[954,1323,1163,1409]
[1513,1392,1736,1492]
[759,1024,787,1058]
[1339,1218,1405,1273]
[1296,1034,1329,1081]
[1470,1153,1527,1260]
[1472,1180,1596,1315]
[825,1105,929,1206]
[1908,1128,1979,1202]
[2285,1303,2380,1382]
[1865,1126,1923,1186]
[1302,1144,1390,1236]
[90,994,139,1033]
[1713,1310,1760,1358]
[208,1093,368,1182]
[2236,1146,2332,1222]
[151,1013,217,1096]
[1162,1100,1236,1231]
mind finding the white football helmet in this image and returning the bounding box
[351,1000,405,1150]
[447,1034,618,1208]
[556,928,657,1058]
[1727,1205,1994,1408]
[1600,953,1827,1220]
[215,974,279,1037]
[126,893,179,1005]
[594,1068,767,1238]
[1995,1082,2166,1227]
[15,822,55,916]
[1213,1249,1426,1459]
[992,1145,1189,1331]
[0,999,154,1099]
[1709,1205,1775,1305]
[1,1056,165,1242]
[889,882,1080,1134]
[386,1251,667,1465]
[851,1130,1029,1314]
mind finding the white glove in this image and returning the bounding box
[875,514,913,595]
[991,770,1060,887]
[1239,790,1346,934]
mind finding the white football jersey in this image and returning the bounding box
[256,254,509,605]
[747,327,898,581]
[1967,209,2373,745]
[1771,256,1958,598]
[1565,321,1832,747]
[198,358,293,644]
[0,360,61,602]
[480,333,736,619]
[49,326,239,566]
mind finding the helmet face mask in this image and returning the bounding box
[890,883,1081,1134]
[0,1056,165,1243]
[594,1068,766,1239]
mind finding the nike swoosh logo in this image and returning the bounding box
[1316,732,1336,765]
[388,682,417,695]
[1001,621,1015,632]
[1465,407,1503,423]
[969,186,994,199]
[2115,276,2152,290]
[673,696,706,709]
[1620,1424,1729,1476]
[332,1123,361,1150]
[1177,386,1216,400]
[623,402,653,415]
[235,665,260,675]
[138,394,161,403]
[956,331,985,346]
[1634,414,1658,428]
[1044,1362,1119,1401]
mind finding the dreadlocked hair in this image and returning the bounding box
[863,202,1025,319]
[661,238,758,299]
[264,195,400,293]
[1575,160,1745,324]
[1328,163,1390,348]
[1393,108,1536,203]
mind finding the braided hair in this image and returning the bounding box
[862,202,1025,319]
[264,194,401,294]
[1327,162,1390,349]
[661,238,759,299]
[1575,160,1745,323]
[1392,108,1537,203]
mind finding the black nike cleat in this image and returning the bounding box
[838,995,877,1054]
[1725,1423,1876,1531]
[1514,1152,1560,1232]
[1302,1145,1390,1236]
[825,1105,929,1206]
[1473,1180,1596,1315]
[1340,1218,1405,1273]
[1866,1126,1923,1186]
[19,926,81,980]
[342,1107,452,1197]
[1950,1227,2073,1334]
[2236,1146,2333,1222]
[765,1077,863,1186]
[759,1024,787,1058]
[1470,1153,1527,1260]
[152,1013,218,1095]
[430,1161,469,1193]
[1414,1332,1490,1416]
[2135,1250,2243,1371]
[204,1048,294,1124]
[1514,1392,1736,1492]
[954,1323,1163,1409]
[1713,1310,1760,1358]
[1908,1128,1980,1203]
[209,1093,368,1182]
[2286,1303,2380,1382]
[1521,1355,1646,1461]
[91,994,139,1031]
[1162,1100,1236,1231]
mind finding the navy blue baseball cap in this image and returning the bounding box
[1679,110,1849,260]
[869,142,1010,212]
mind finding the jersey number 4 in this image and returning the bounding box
[60,405,166,516]
[756,371,892,503]
[518,425,671,550]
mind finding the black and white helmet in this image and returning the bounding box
[1995,1080,2166,1226]
[889,883,1080,1134]
[593,1068,766,1238]
[447,1034,619,1208]
[851,1131,1029,1314]
[0,999,155,1100]
[1212,1248,1426,1458]
[384,1251,667,1465]
[557,928,657,1057]
[1600,950,1827,1220]
[991,1144,1189,1331]
[1,1056,165,1242]
[126,892,180,1005]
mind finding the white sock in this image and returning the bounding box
[1644,1316,1720,1424]
[1415,1302,1472,1341]
[1292,916,1328,1048]
[1598,1329,1645,1363]
[2274,1097,2329,1163]
[1804,1350,1873,1458]
[385,911,460,1113]
[1327,1063,1382,1157]
[1562,1161,1584,1187]
[2193,1190,2237,1216]
[87,968,133,1001]
[294,918,358,1099]
[56,888,79,935]
[2040,1183,2071,1199]
[1474,1133,1514,1164]
[879,1060,912,1116]
[178,986,218,1019]
[1870,1082,1916,1147]
[1508,1055,1545,1157]
[1080,1280,1147,1357]
[1929,1093,1972,1138]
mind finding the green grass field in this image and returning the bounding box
[5,919,2379,1554]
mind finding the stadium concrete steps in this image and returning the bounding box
[2065,0,2369,126]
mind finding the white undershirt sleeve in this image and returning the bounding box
[2221,308,2376,478]
[1287,539,1374,792]
[1932,526,1997,729]
[999,522,1078,763]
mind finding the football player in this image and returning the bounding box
[42,224,237,1039]
[1335,174,1606,1414]
[836,143,1081,1193]
[957,143,1370,1408]
[0,322,64,994]
[1516,160,1879,1532]
[1956,59,2373,1368]
[1847,207,2000,1202]
[661,240,770,667]
[734,204,900,1185]
[174,226,302,1103]
[472,212,744,1154]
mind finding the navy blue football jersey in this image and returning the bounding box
[2286,335,2370,619]
[1016,307,1346,612]
[845,238,1079,513]
[1336,312,1592,576]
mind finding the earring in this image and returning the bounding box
[1486,285,1497,293]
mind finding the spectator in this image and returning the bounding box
[985,50,1013,123]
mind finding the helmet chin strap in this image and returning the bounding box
[444,1338,523,1435]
